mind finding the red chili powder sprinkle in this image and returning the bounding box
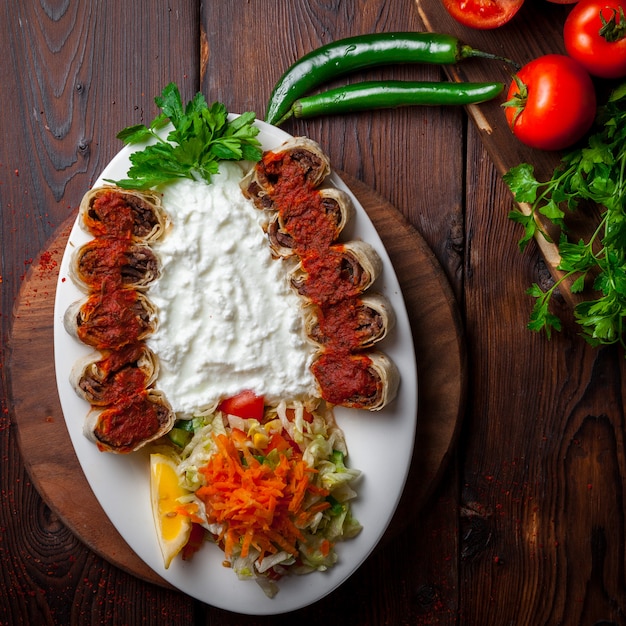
[38,251,58,272]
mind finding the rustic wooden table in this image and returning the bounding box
[2,1,625,624]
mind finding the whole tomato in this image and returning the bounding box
[564,0,626,78]
[504,54,596,151]
[441,0,524,29]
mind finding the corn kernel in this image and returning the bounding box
[253,431,269,450]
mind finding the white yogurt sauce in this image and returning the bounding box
[146,162,316,416]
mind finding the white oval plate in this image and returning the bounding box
[53,119,417,615]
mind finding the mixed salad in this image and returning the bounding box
[159,393,362,597]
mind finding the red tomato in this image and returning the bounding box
[266,432,293,454]
[441,0,525,29]
[504,54,596,151]
[564,0,626,78]
[181,523,206,561]
[546,0,578,3]
[217,390,265,419]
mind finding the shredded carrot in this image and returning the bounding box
[176,503,205,526]
[196,430,331,562]
[320,539,331,557]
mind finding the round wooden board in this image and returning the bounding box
[7,175,466,588]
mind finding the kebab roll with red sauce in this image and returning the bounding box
[70,237,160,292]
[265,212,296,258]
[317,186,354,236]
[310,350,400,411]
[240,137,331,210]
[266,187,355,258]
[291,240,382,305]
[84,389,175,453]
[303,293,396,351]
[70,343,159,406]
[79,185,169,242]
[63,286,158,350]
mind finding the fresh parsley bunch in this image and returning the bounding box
[503,83,626,350]
[110,82,262,189]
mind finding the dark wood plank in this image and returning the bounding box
[460,122,626,624]
[14,0,620,623]
[0,1,200,623]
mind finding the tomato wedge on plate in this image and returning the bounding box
[442,0,525,29]
[218,390,265,420]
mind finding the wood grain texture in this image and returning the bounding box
[0,1,199,624]
[5,0,626,624]
[461,123,626,625]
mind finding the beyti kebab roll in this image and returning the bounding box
[63,284,158,351]
[240,137,331,210]
[69,343,159,407]
[303,293,396,351]
[290,240,383,305]
[84,389,175,454]
[79,185,169,242]
[310,350,400,411]
[266,187,355,258]
[69,237,161,292]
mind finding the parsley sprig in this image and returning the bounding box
[503,83,626,349]
[109,82,262,189]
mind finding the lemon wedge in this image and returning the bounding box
[150,453,192,569]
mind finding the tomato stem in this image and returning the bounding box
[501,74,528,127]
[599,7,626,43]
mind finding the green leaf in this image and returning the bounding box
[185,91,209,117]
[109,82,263,189]
[570,275,587,293]
[526,286,562,339]
[608,82,626,104]
[155,82,185,126]
[557,238,595,274]
[503,163,541,204]
[116,124,152,145]
[149,113,170,132]
[538,198,565,227]
[508,209,537,251]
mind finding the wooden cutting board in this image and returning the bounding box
[7,175,466,587]
[416,0,602,306]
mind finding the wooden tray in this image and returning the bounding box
[7,175,466,587]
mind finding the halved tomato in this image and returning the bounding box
[441,0,525,29]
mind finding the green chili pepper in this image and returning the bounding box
[265,32,519,125]
[276,80,504,125]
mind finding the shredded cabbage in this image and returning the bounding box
[170,399,362,596]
